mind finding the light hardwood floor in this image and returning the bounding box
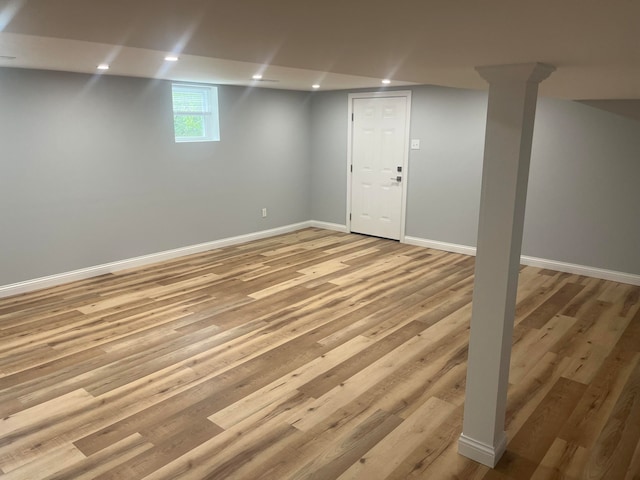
[0,228,638,480]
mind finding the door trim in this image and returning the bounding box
[346,90,412,242]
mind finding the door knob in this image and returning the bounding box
[390,176,402,182]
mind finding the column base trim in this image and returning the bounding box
[458,432,507,468]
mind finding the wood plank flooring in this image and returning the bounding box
[0,228,639,479]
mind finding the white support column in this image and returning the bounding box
[458,63,555,467]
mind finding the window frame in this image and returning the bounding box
[171,83,220,143]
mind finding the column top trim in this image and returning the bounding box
[475,62,556,85]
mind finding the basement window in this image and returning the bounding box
[171,83,220,143]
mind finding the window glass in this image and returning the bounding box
[171,84,220,143]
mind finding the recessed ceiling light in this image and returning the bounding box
[381,79,391,85]
[312,84,320,89]
[252,74,263,80]
[97,64,110,70]
[164,55,179,62]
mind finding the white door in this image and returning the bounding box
[350,96,408,240]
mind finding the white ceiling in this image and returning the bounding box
[1,0,639,99]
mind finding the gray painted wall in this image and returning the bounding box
[309,92,348,224]
[0,68,311,285]
[404,87,487,246]
[524,99,640,274]
[2,68,638,286]
[308,86,488,241]
[309,86,640,275]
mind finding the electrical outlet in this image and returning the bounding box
[262,208,267,218]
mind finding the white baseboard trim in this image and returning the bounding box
[4,227,638,299]
[308,221,349,233]
[0,222,313,299]
[458,433,507,468]
[404,236,477,256]
[404,235,640,286]
[520,255,640,286]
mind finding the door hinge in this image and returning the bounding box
[349,213,352,220]
[350,164,353,173]
[351,113,354,121]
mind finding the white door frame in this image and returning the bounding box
[346,90,412,242]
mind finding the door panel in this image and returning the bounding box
[350,96,408,240]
